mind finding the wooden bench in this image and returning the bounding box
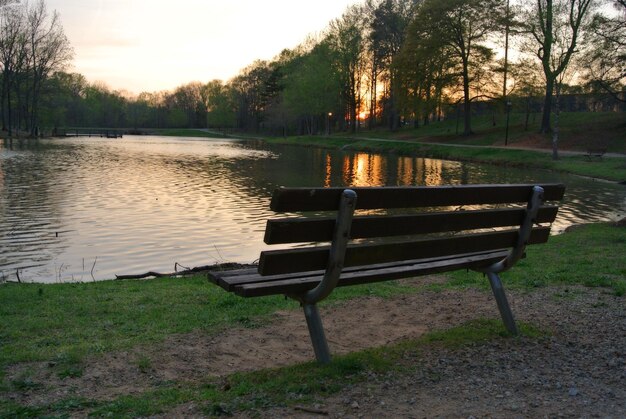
[208,184,566,363]
[585,148,607,160]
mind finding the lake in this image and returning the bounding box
[1,135,624,283]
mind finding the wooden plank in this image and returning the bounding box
[216,249,509,292]
[264,206,559,244]
[207,268,257,284]
[270,184,566,212]
[236,250,510,297]
[258,227,551,275]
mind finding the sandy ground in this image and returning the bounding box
[4,276,625,418]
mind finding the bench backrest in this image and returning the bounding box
[259,184,565,276]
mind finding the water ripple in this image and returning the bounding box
[1,136,624,283]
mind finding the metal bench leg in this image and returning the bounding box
[303,303,331,364]
[486,272,519,335]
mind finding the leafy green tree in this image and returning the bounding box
[281,40,341,135]
[82,82,127,128]
[205,79,236,128]
[230,60,275,131]
[171,82,206,128]
[327,4,367,133]
[417,0,504,136]
[368,0,413,130]
[39,71,86,130]
[396,3,458,128]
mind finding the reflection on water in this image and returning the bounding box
[326,153,451,187]
[1,136,624,283]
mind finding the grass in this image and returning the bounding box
[0,277,414,373]
[352,112,626,152]
[0,222,624,416]
[444,223,626,296]
[0,319,538,418]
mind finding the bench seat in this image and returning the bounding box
[210,249,511,297]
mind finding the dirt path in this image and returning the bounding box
[4,280,625,417]
[253,286,626,418]
[348,135,626,158]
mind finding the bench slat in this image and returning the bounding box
[270,184,566,212]
[207,268,258,285]
[259,227,550,275]
[212,249,510,291]
[235,250,511,297]
[265,206,559,244]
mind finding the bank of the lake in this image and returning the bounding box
[261,135,626,183]
[157,111,626,183]
[1,222,624,417]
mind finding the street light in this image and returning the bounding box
[327,112,332,136]
[505,101,512,146]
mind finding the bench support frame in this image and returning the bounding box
[297,186,545,364]
[478,185,544,336]
[208,185,560,365]
[297,189,357,364]
[303,303,332,364]
[486,272,518,335]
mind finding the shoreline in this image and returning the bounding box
[256,134,626,183]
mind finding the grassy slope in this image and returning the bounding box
[353,112,626,152]
[1,223,624,416]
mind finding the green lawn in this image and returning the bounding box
[1,223,624,417]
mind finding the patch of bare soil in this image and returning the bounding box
[4,281,625,418]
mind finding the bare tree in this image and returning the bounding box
[26,0,73,136]
[523,0,594,138]
[582,0,626,101]
[0,3,25,135]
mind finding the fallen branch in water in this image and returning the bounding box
[115,262,255,280]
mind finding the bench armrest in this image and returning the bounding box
[481,185,545,274]
[302,189,357,304]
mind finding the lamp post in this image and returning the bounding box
[505,101,512,146]
[327,112,332,136]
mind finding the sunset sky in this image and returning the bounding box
[46,0,361,94]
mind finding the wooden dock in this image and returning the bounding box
[58,129,123,138]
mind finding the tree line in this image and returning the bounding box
[1,0,624,140]
[0,0,73,137]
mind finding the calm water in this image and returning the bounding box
[1,136,624,283]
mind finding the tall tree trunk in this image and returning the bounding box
[423,83,431,126]
[462,63,472,136]
[1,72,9,132]
[540,77,554,134]
[502,0,510,114]
[551,82,561,160]
[369,66,377,130]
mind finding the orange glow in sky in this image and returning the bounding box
[46,0,361,94]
